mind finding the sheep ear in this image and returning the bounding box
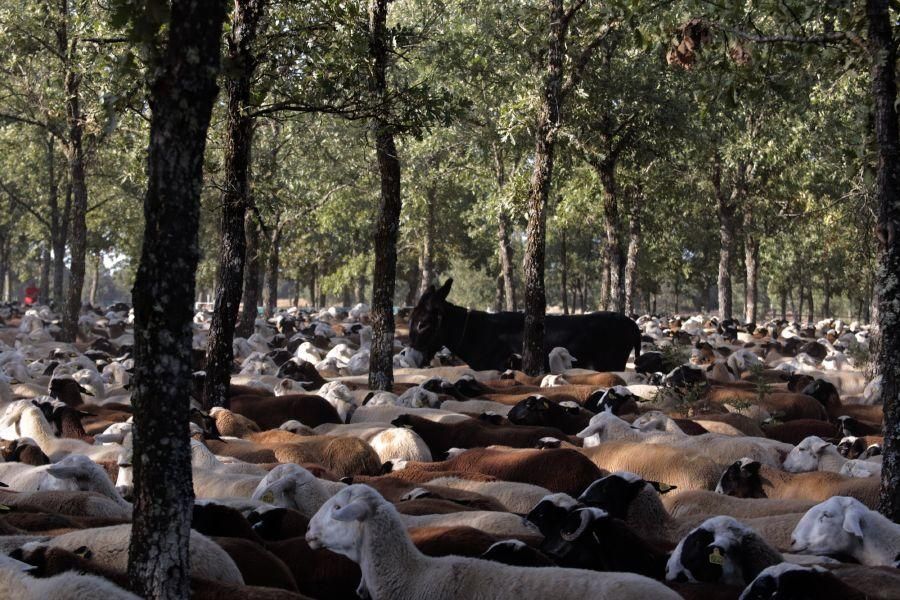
[842,506,865,538]
[46,465,80,479]
[811,439,830,454]
[435,278,453,301]
[332,500,371,522]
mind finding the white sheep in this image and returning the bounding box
[665,515,782,586]
[251,463,345,518]
[0,454,130,513]
[578,411,788,467]
[0,401,120,462]
[368,427,432,463]
[350,405,468,425]
[306,484,681,600]
[295,341,323,364]
[425,476,551,513]
[346,350,370,375]
[540,374,569,387]
[548,347,577,374]
[318,381,358,421]
[18,525,243,584]
[790,496,900,567]
[395,386,439,409]
[783,436,881,477]
[0,552,140,600]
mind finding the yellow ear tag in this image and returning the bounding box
[658,483,671,492]
[261,492,275,503]
[0,504,10,512]
[709,548,725,565]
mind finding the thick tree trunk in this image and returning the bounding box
[203,0,264,410]
[497,213,516,311]
[623,198,641,316]
[418,190,435,297]
[494,272,504,313]
[598,165,624,313]
[865,0,900,521]
[127,1,225,597]
[237,212,261,337]
[560,229,568,315]
[264,225,281,318]
[520,0,572,376]
[714,154,737,321]
[744,234,759,323]
[367,0,402,391]
[59,17,87,342]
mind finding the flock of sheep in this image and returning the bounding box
[0,302,897,599]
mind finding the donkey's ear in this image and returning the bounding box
[435,278,453,301]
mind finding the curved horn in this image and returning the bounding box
[560,509,592,542]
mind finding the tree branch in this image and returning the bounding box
[0,178,50,229]
[710,22,868,53]
[561,22,620,98]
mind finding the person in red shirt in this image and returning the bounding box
[24,285,39,306]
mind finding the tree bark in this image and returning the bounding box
[714,154,737,321]
[797,284,805,324]
[39,245,51,304]
[127,1,226,598]
[367,0,402,391]
[807,287,815,324]
[623,196,641,316]
[521,0,574,376]
[355,275,367,305]
[51,182,70,307]
[237,212,262,338]
[88,253,100,306]
[823,273,832,318]
[203,0,265,410]
[498,213,516,311]
[599,252,610,311]
[744,233,760,323]
[560,228,568,315]
[263,222,282,318]
[418,189,435,297]
[59,6,87,342]
[865,0,900,521]
[597,165,625,313]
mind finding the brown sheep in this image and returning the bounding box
[265,537,361,600]
[496,371,626,388]
[209,434,382,477]
[391,413,579,457]
[210,407,261,437]
[213,536,299,592]
[409,525,532,558]
[0,438,50,465]
[762,419,840,445]
[246,507,310,542]
[227,393,343,430]
[399,447,605,497]
[18,546,310,600]
[704,386,828,421]
[192,503,264,544]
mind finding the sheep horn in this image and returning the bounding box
[560,509,592,542]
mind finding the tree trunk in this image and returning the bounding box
[237,212,261,337]
[307,264,317,308]
[521,0,568,376]
[51,182,70,307]
[623,197,641,316]
[674,277,681,314]
[59,11,87,342]
[744,233,760,323]
[203,0,264,409]
[822,273,832,318]
[418,189,435,297]
[264,224,281,318]
[598,164,624,313]
[498,213,516,311]
[39,245,51,304]
[494,272,504,313]
[356,275,367,305]
[807,287,815,324]
[714,154,737,321]
[367,0,402,391]
[599,253,610,311]
[127,1,226,597]
[560,229,568,315]
[864,0,900,521]
[88,253,100,306]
